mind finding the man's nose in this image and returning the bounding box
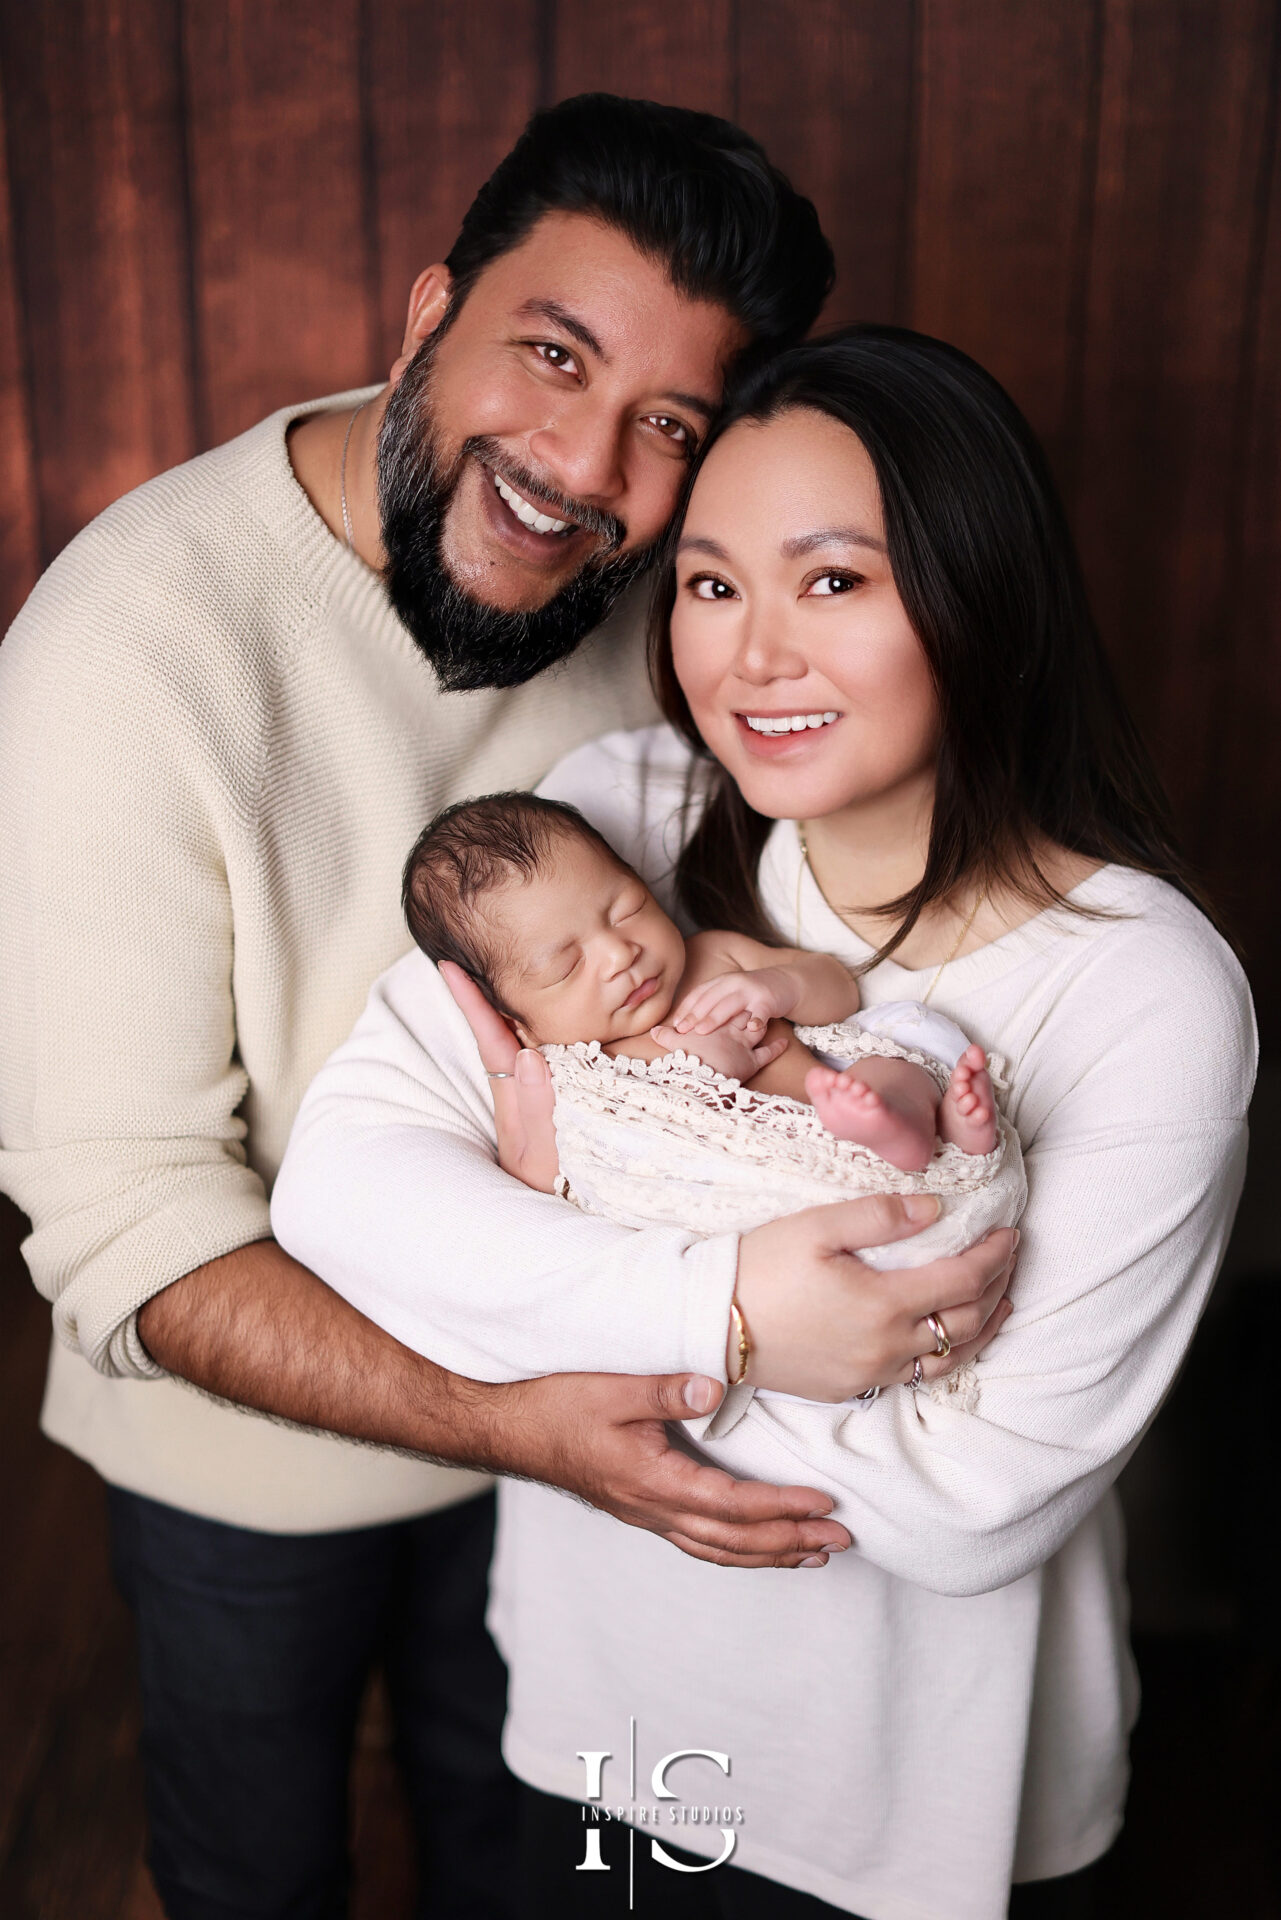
[527,399,627,510]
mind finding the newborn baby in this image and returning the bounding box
[404,791,997,1173]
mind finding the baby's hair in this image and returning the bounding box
[402,791,625,1021]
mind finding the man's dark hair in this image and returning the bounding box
[403,791,623,1022]
[445,93,834,354]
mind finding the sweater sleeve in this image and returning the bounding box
[270,946,739,1380]
[0,547,273,1379]
[687,922,1257,1596]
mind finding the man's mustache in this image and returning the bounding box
[464,435,627,553]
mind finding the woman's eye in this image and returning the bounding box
[688,574,738,601]
[808,571,861,596]
[533,342,580,376]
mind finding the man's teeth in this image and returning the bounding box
[744,712,840,735]
[493,473,572,535]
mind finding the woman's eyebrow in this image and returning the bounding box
[781,526,887,557]
[676,535,732,559]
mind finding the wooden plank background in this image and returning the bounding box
[0,0,1277,1032]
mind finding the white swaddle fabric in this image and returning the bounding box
[545,1003,1027,1413]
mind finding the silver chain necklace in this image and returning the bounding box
[339,400,368,553]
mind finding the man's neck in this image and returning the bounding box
[286,387,389,569]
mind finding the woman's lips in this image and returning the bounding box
[733,713,842,757]
[623,975,660,1009]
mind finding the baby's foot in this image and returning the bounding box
[806,1065,936,1173]
[938,1045,997,1156]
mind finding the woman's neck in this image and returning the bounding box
[799,786,1101,969]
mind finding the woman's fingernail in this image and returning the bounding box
[1011,1228,1021,1249]
[904,1195,941,1222]
[684,1376,716,1414]
[800,1555,827,1568]
[805,1507,831,1519]
[515,1049,543,1083]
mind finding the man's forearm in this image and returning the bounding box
[136,1236,508,1469]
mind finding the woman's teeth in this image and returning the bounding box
[493,472,573,536]
[743,712,840,735]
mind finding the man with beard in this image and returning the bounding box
[0,96,839,1920]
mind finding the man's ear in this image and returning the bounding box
[388,265,452,385]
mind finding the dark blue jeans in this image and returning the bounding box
[107,1484,516,1920]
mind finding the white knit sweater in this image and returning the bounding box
[273,725,1255,1918]
[0,392,659,1532]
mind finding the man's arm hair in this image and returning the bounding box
[135,1234,861,1571]
[137,1236,503,1464]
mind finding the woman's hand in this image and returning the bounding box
[439,961,560,1193]
[735,1198,1017,1401]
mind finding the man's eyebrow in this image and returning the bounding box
[659,389,718,422]
[516,298,607,361]
[781,526,887,557]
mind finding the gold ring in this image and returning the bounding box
[925,1313,951,1358]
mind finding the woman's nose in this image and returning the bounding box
[734,607,809,685]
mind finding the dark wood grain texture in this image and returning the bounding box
[0,0,196,568]
[1204,15,1281,1016]
[910,0,1103,473]
[182,0,376,444]
[364,2,542,370]
[0,67,38,630]
[736,0,916,328]
[551,0,734,114]
[1072,0,1276,856]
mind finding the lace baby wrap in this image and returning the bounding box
[544,1007,1027,1411]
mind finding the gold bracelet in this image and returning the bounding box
[728,1296,751,1386]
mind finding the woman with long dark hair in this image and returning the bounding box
[280,328,1255,1917]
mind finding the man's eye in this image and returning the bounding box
[808,572,861,596]
[646,414,691,448]
[533,342,580,376]
[689,574,737,601]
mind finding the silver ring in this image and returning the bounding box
[925,1313,951,1358]
[486,1070,514,1080]
[855,1385,882,1404]
[906,1357,924,1390]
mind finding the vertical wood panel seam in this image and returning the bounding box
[0,41,47,573]
[1207,0,1281,883]
[1059,0,1107,518]
[537,0,557,108]
[728,0,740,127]
[356,0,383,377]
[175,1,209,452]
[896,0,922,324]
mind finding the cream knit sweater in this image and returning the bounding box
[0,390,659,1532]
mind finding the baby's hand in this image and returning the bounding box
[650,1021,789,1085]
[668,967,798,1038]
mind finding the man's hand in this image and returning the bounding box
[463,1369,852,1569]
[139,1238,851,1571]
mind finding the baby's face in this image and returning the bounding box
[482,834,687,1046]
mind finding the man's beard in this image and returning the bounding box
[376,336,656,692]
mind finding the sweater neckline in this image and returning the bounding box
[251,385,420,658]
[759,817,1128,996]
